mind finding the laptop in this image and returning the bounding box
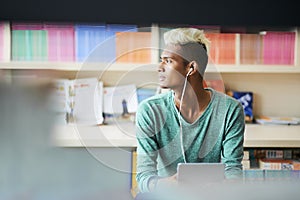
[177,163,225,187]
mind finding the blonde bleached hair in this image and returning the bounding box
[163,28,210,76]
[164,28,210,53]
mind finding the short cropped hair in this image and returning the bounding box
[164,28,210,76]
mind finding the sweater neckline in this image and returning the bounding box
[170,88,215,126]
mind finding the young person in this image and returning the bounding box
[135,28,245,195]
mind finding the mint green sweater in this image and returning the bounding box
[136,88,245,193]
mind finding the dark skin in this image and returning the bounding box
[152,44,211,189]
[158,44,211,124]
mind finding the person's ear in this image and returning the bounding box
[186,61,197,76]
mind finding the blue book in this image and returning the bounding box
[75,24,106,62]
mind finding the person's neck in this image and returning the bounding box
[173,85,211,124]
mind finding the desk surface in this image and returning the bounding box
[52,123,300,148]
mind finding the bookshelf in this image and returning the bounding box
[2,22,300,199]
[52,123,300,148]
[1,23,300,148]
[1,62,300,73]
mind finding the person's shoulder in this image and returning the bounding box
[210,88,242,108]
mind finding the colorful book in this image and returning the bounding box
[205,33,236,64]
[44,23,75,62]
[105,24,138,63]
[11,22,47,61]
[240,33,263,64]
[293,161,300,170]
[74,23,106,62]
[259,158,294,170]
[0,21,11,62]
[115,31,152,63]
[265,150,284,159]
[262,31,295,65]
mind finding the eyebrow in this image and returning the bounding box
[160,56,175,60]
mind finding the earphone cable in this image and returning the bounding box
[177,73,189,163]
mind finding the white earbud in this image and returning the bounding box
[186,67,194,77]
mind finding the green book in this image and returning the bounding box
[31,30,47,61]
[12,30,47,61]
[12,30,28,61]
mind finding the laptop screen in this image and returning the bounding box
[177,163,225,186]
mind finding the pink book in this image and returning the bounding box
[263,32,295,65]
[44,23,75,62]
[0,22,10,61]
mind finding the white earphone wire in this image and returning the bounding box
[177,72,190,163]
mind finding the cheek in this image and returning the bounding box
[166,67,185,85]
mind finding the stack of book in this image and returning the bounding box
[256,116,300,125]
[74,23,107,62]
[262,31,295,65]
[242,150,251,170]
[115,31,152,63]
[44,23,75,61]
[257,149,300,170]
[0,21,10,62]
[205,33,237,65]
[240,33,263,64]
[11,22,47,61]
[74,23,139,62]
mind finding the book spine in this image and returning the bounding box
[205,33,236,64]
[45,23,75,61]
[74,24,106,62]
[263,32,295,65]
[115,32,152,63]
[0,21,11,62]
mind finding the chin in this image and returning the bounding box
[159,85,169,89]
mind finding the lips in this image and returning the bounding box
[159,75,166,82]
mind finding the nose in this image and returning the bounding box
[158,61,164,73]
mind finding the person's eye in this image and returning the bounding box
[166,59,172,64]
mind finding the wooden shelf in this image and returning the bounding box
[1,62,300,73]
[206,64,300,73]
[0,61,158,72]
[51,122,137,147]
[52,123,300,148]
[244,124,300,148]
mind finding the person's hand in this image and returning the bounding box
[156,174,178,190]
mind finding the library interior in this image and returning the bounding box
[1,2,300,200]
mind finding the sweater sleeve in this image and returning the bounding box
[135,101,160,193]
[222,100,245,179]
